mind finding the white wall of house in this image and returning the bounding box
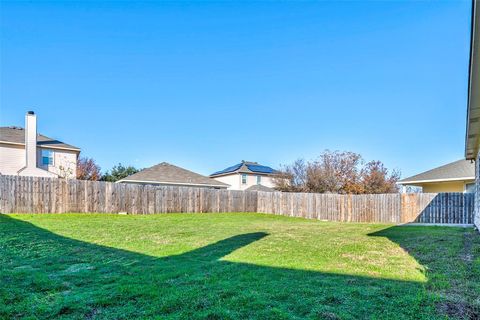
[0,143,78,178]
[212,174,240,190]
[213,173,276,190]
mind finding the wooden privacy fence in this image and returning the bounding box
[256,192,474,224]
[0,175,474,224]
[0,176,258,214]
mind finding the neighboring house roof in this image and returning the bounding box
[0,127,80,152]
[245,184,275,192]
[398,160,475,185]
[118,162,230,188]
[210,161,278,177]
[466,0,480,159]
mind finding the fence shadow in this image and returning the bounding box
[0,215,462,319]
[401,193,474,225]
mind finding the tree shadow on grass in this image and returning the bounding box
[0,215,457,320]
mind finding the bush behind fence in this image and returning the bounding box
[0,175,474,224]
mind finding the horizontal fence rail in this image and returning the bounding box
[0,175,474,224]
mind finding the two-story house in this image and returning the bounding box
[210,161,279,191]
[0,111,80,179]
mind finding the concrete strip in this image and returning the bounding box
[400,223,474,228]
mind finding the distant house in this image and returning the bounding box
[398,160,475,193]
[0,111,80,179]
[117,162,229,189]
[210,161,279,191]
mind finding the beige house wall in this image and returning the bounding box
[212,173,276,190]
[38,147,78,179]
[0,143,25,175]
[420,181,473,193]
[0,143,78,178]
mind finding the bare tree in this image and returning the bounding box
[274,150,400,194]
[360,160,400,194]
[306,151,363,194]
[76,157,102,181]
[273,159,308,192]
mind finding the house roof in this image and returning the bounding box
[210,161,278,177]
[118,162,230,188]
[466,0,480,159]
[245,184,275,192]
[398,160,475,185]
[0,126,80,151]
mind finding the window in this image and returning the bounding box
[42,149,54,166]
[465,183,475,193]
[241,174,247,185]
[256,175,261,185]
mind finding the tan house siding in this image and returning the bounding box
[37,148,78,179]
[0,143,78,178]
[0,143,25,175]
[420,181,474,193]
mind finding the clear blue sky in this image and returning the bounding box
[0,1,473,177]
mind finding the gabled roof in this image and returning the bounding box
[0,127,80,151]
[118,162,229,188]
[210,161,278,177]
[245,184,275,192]
[398,160,475,185]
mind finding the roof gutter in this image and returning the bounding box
[397,176,475,185]
[466,0,480,159]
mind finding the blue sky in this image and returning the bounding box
[0,1,473,177]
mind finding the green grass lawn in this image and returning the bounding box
[1,213,479,319]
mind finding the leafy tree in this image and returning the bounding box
[102,163,140,182]
[76,157,102,181]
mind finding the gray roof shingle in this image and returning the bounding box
[119,162,229,188]
[398,159,475,184]
[0,126,80,151]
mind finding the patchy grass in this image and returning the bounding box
[0,213,479,319]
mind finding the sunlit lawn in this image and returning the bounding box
[1,213,479,319]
